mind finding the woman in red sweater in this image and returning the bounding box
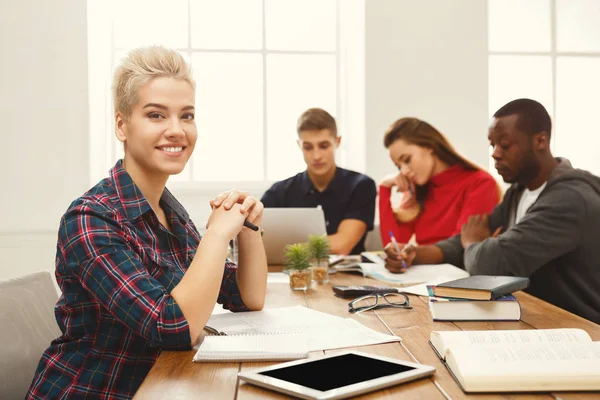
[379,117,500,248]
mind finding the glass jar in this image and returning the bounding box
[287,268,312,291]
[311,258,329,284]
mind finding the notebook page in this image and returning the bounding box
[193,333,308,362]
[360,263,469,285]
[206,306,401,351]
[206,306,342,335]
[318,319,401,351]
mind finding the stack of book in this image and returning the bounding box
[426,275,529,321]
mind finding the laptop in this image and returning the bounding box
[261,208,327,265]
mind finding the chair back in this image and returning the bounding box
[365,225,383,251]
[0,271,61,398]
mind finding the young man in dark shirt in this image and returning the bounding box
[261,108,376,255]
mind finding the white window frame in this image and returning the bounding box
[488,0,600,174]
[87,0,365,195]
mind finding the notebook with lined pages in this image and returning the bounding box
[193,332,309,362]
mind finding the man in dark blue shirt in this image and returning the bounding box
[261,108,376,255]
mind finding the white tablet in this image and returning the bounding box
[237,351,435,400]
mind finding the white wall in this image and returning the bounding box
[0,0,489,281]
[365,0,489,183]
[0,0,89,280]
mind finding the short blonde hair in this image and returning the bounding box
[112,46,195,118]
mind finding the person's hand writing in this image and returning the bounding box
[384,242,417,274]
[210,189,264,227]
[460,214,502,249]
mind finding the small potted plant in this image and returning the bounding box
[283,243,313,291]
[308,235,330,284]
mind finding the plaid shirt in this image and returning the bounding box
[27,160,248,399]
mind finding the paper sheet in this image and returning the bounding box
[359,263,469,285]
[206,305,402,352]
[211,303,233,315]
[267,272,290,284]
[399,277,465,296]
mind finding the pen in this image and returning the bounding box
[388,231,407,270]
[203,325,225,336]
[244,220,259,231]
[211,202,258,231]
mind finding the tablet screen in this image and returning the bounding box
[258,353,416,391]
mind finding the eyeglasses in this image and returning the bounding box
[348,293,412,314]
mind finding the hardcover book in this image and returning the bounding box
[430,275,529,300]
[427,294,521,321]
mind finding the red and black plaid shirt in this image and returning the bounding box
[27,160,248,399]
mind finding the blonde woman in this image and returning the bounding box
[27,46,267,399]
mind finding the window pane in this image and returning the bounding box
[556,57,600,176]
[266,0,336,51]
[191,53,263,181]
[556,0,600,52]
[113,0,188,49]
[488,55,553,117]
[488,55,553,175]
[488,0,551,52]
[266,54,336,181]
[191,0,262,50]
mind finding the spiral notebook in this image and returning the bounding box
[204,306,402,352]
[193,332,309,362]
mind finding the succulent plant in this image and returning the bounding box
[282,243,312,271]
[308,234,330,261]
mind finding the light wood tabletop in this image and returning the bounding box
[134,268,600,399]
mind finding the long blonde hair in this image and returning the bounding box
[383,117,486,223]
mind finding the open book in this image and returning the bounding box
[328,254,361,266]
[328,252,383,267]
[333,262,469,285]
[430,329,600,392]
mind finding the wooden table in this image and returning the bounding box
[135,269,600,399]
